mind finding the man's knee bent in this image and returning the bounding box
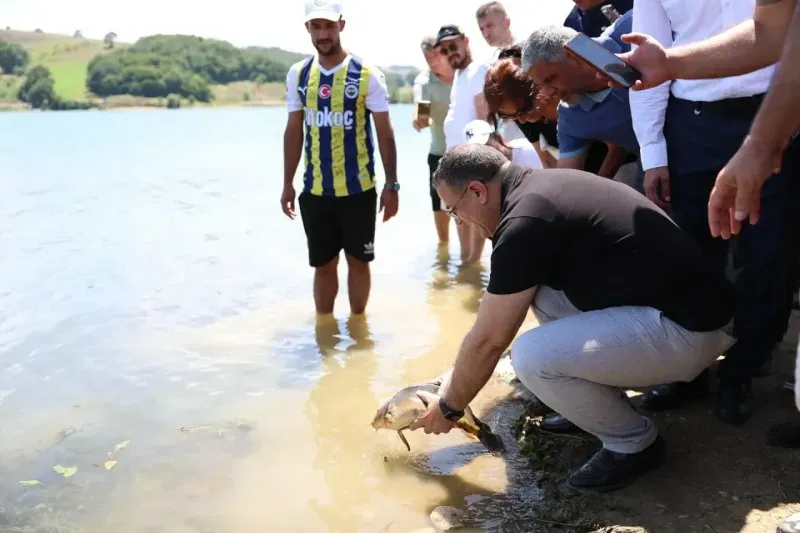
[510,329,563,384]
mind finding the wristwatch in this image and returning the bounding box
[438,396,464,422]
[384,182,400,192]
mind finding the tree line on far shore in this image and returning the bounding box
[0,35,416,110]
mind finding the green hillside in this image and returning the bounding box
[0,30,123,101]
[0,30,417,110]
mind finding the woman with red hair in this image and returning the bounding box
[484,46,611,174]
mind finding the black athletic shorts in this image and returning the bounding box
[298,188,377,267]
[428,153,443,211]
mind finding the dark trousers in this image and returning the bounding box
[664,96,800,381]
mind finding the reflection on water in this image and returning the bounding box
[0,107,540,533]
[307,315,379,532]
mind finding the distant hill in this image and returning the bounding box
[0,30,418,109]
[0,29,123,101]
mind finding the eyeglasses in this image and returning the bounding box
[497,101,535,120]
[444,179,486,221]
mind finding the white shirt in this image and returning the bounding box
[285,55,390,113]
[444,61,489,149]
[509,139,543,169]
[629,0,777,170]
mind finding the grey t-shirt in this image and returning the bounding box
[414,70,452,156]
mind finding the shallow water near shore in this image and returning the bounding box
[0,106,543,532]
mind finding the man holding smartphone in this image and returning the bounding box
[625,0,797,428]
[521,11,641,186]
[611,3,800,530]
[412,37,454,245]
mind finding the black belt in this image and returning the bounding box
[672,93,765,118]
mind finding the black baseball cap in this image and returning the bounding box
[435,24,464,46]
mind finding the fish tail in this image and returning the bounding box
[474,417,506,454]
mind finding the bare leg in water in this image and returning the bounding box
[456,222,473,262]
[313,256,339,315]
[434,210,450,244]
[345,253,371,314]
[465,230,486,264]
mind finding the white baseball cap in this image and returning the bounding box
[463,120,495,145]
[305,0,343,22]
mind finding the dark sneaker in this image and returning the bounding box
[715,377,754,425]
[784,378,796,392]
[539,413,583,434]
[766,420,800,449]
[778,513,800,533]
[568,436,666,493]
[640,370,709,412]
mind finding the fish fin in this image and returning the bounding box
[473,415,506,454]
[416,390,438,407]
[397,429,411,452]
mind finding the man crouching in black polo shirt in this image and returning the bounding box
[409,143,735,492]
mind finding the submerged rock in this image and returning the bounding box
[430,506,465,531]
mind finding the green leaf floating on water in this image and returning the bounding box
[53,465,78,478]
[19,480,41,486]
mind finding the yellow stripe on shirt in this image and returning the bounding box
[355,65,373,193]
[331,57,351,197]
[306,59,323,196]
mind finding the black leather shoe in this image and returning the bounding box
[778,513,800,533]
[640,370,709,412]
[715,377,754,425]
[766,420,800,449]
[539,413,582,434]
[568,436,666,493]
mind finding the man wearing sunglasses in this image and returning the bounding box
[409,142,735,492]
[521,10,641,189]
[437,24,491,264]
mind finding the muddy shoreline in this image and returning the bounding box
[434,322,800,533]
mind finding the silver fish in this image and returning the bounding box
[370,379,505,453]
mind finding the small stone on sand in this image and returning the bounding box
[430,506,465,531]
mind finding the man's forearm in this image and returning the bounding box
[378,133,398,184]
[283,127,303,187]
[597,143,626,178]
[440,329,506,411]
[668,2,793,80]
[749,5,800,147]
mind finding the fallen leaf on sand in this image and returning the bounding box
[104,460,117,470]
[53,465,78,478]
[112,440,130,454]
[19,480,41,486]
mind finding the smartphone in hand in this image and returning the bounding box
[563,33,640,88]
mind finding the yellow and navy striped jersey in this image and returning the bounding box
[293,55,381,197]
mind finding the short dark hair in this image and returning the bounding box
[433,143,508,189]
[476,1,506,19]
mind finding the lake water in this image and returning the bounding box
[0,106,541,533]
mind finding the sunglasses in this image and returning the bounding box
[438,40,460,56]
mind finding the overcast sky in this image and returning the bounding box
[3,0,577,67]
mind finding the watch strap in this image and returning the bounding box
[438,396,464,421]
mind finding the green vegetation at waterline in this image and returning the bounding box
[0,29,417,110]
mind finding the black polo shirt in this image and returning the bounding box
[487,164,734,332]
